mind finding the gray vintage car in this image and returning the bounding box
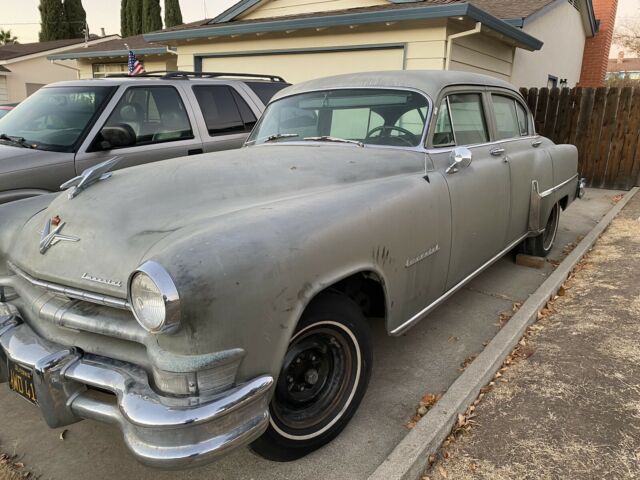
[0,71,583,468]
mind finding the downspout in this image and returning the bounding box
[50,60,82,80]
[445,21,482,70]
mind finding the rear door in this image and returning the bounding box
[75,84,204,172]
[189,84,259,153]
[488,91,553,242]
[428,88,511,289]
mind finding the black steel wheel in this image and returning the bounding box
[524,202,560,257]
[251,291,372,461]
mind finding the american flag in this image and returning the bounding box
[128,50,145,76]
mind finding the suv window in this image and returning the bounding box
[244,81,290,105]
[103,86,192,147]
[492,94,525,140]
[433,93,488,147]
[193,85,257,136]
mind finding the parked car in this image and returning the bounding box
[0,104,16,120]
[0,71,583,468]
[0,71,289,204]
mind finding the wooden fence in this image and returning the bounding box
[519,87,640,191]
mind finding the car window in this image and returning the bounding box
[244,81,290,105]
[193,85,256,136]
[0,86,115,152]
[515,101,529,136]
[102,86,192,147]
[247,89,429,147]
[492,95,521,140]
[448,93,488,146]
[432,100,455,147]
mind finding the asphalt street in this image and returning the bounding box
[0,188,622,480]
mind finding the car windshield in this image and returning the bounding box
[0,109,11,120]
[0,86,115,152]
[246,88,429,148]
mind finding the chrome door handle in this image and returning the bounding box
[490,147,505,156]
[531,139,542,148]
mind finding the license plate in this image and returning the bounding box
[8,359,38,405]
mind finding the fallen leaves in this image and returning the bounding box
[406,392,443,429]
[611,193,624,204]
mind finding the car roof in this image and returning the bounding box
[43,76,285,89]
[272,70,520,102]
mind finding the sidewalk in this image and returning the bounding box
[426,193,640,480]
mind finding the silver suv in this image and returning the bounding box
[0,71,288,204]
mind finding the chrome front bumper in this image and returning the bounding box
[0,304,273,469]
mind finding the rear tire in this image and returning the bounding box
[250,291,372,462]
[524,202,560,257]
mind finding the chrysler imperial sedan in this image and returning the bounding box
[0,71,583,468]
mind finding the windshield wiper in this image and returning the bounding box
[0,133,35,149]
[246,133,299,145]
[303,136,364,147]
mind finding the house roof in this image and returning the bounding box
[0,37,106,61]
[144,2,544,50]
[48,35,169,60]
[0,65,11,73]
[608,58,640,73]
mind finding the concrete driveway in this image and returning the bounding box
[0,189,622,480]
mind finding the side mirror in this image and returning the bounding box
[446,147,472,174]
[97,124,136,150]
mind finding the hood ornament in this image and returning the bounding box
[39,217,80,254]
[60,156,120,199]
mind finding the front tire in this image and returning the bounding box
[524,202,560,257]
[251,292,372,461]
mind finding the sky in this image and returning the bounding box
[0,0,239,43]
[610,0,640,57]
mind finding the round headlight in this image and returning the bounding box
[129,261,180,334]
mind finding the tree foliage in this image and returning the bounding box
[64,0,87,38]
[128,0,144,36]
[614,21,640,57]
[39,0,68,41]
[164,0,183,28]
[0,29,18,45]
[142,0,162,33]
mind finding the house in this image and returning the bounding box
[578,0,618,87]
[47,35,177,79]
[607,53,640,80]
[0,36,117,103]
[140,0,597,88]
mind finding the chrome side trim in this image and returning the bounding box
[540,173,579,197]
[391,232,529,336]
[8,262,130,310]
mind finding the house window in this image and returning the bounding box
[547,75,558,88]
[92,63,128,78]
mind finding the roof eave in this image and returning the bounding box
[145,3,543,51]
[47,47,168,61]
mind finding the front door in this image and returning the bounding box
[75,84,204,173]
[429,91,510,290]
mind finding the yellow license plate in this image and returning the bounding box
[8,360,38,405]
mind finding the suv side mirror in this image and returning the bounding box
[97,124,136,150]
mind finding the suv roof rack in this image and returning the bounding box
[106,70,286,82]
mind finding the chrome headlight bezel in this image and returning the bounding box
[128,260,181,334]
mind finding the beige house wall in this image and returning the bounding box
[447,28,515,81]
[0,75,8,103]
[2,56,80,102]
[178,21,448,83]
[241,0,387,20]
[510,1,586,87]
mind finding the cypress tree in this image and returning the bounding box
[64,0,87,39]
[39,0,68,41]
[129,0,143,36]
[164,0,182,28]
[120,0,130,37]
[142,0,162,33]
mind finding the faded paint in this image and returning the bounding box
[511,1,586,87]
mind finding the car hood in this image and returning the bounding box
[0,143,44,164]
[8,144,423,297]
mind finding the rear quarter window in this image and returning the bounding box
[244,81,290,105]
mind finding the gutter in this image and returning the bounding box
[144,3,543,51]
[445,21,482,70]
[47,47,169,61]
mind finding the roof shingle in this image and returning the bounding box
[0,37,102,61]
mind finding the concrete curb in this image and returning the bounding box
[368,187,639,480]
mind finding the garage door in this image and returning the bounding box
[201,47,405,84]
